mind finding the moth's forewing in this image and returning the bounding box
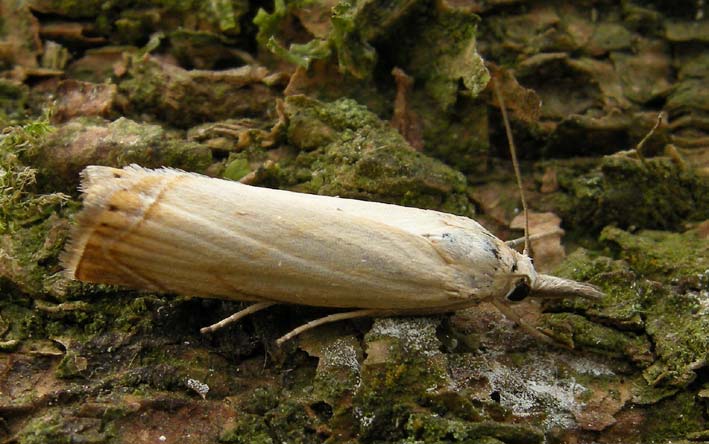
[63,166,521,310]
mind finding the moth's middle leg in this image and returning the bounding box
[200,301,276,334]
[201,304,460,347]
[276,309,393,345]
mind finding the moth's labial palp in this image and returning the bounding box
[506,280,531,302]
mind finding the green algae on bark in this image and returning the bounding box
[0,214,69,300]
[350,317,547,443]
[548,249,648,329]
[353,317,449,441]
[549,242,709,388]
[26,116,213,191]
[545,154,708,232]
[0,118,68,232]
[281,95,474,215]
[540,313,653,364]
[254,0,428,78]
[600,226,709,281]
[255,0,492,172]
[27,0,249,37]
[0,79,29,121]
[598,226,709,387]
[0,118,72,307]
[397,6,489,110]
[404,415,544,444]
[219,412,273,444]
[119,56,284,128]
[15,409,108,444]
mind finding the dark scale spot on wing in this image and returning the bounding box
[482,238,501,261]
[489,246,501,261]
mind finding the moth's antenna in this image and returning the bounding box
[493,79,530,256]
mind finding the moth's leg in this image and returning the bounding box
[489,299,559,347]
[200,301,276,334]
[276,309,385,346]
[505,229,564,248]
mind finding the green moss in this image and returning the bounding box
[329,0,378,79]
[208,0,239,33]
[243,387,280,415]
[557,156,708,232]
[281,95,473,215]
[404,414,544,444]
[549,249,647,329]
[55,351,89,379]
[629,375,679,405]
[540,313,652,364]
[256,0,484,84]
[0,117,68,232]
[254,0,490,170]
[253,0,289,49]
[640,391,706,441]
[0,213,69,298]
[265,399,323,443]
[16,410,108,444]
[353,318,457,442]
[119,57,277,127]
[29,117,213,190]
[220,413,273,443]
[600,226,709,281]
[160,139,213,172]
[0,293,35,339]
[16,414,73,444]
[254,0,332,69]
[0,79,28,120]
[415,96,489,175]
[642,286,709,387]
[549,239,709,387]
[295,0,427,78]
[223,156,252,181]
[215,364,331,441]
[403,7,488,109]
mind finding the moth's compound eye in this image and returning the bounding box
[506,280,530,302]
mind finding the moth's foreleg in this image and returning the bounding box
[505,229,564,248]
[275,309,389,346]
[200,301,276,334]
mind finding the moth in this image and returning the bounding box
[61,164,602,345]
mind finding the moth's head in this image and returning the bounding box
[497,252,604,304]
[486,251,603,348]
[497,252,537,304]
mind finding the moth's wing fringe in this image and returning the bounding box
[60,164,191,281]
[61,165,120,279]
